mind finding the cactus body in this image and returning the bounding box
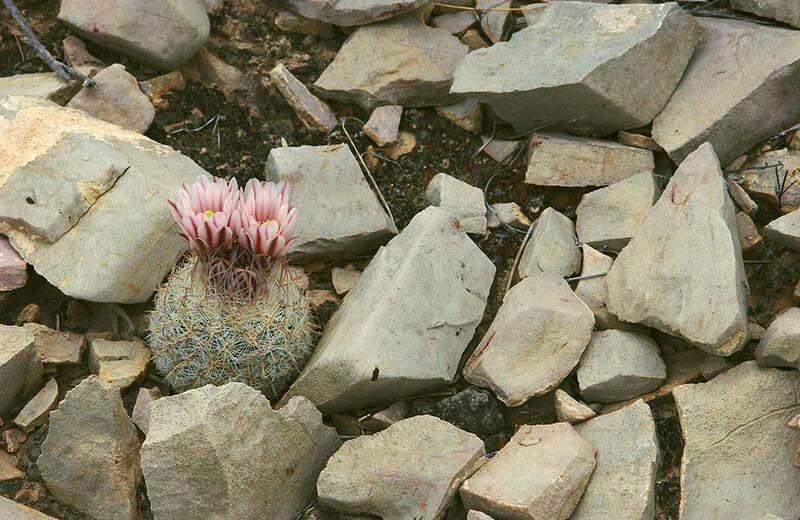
[148,255,314,402]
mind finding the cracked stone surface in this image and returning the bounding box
[672,361,800,520]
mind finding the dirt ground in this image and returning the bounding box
[0,1,798,519]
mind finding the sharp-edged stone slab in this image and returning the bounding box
[464,272,594,406]
[14,377,58,432]
[672,362,800,520]
[576,171,659,252]
[131,386,161,435]
[435,98,483,133]
[142,384,340,520]
[363,105,402,147]
[280,207,495,413]
[270,63,337,134]
[525,133,655,187]
[652,18,800,165]
[755,308,800,369]
[38,377,142,520]
[288,0,430,26]
[57,0,209,71]
[314,16,468,109]
[482,138,521,164]
[0,324,37,416]
[433,11,478,35]
[360,400,408,431]
[764,210,800,251]
[577,330,667,403]
[88,337,150,389]
[451,2,699,135]
[331,266,361,295]
[460,422,596,520]
[518,207,580,278]
[554,389,596,424]
[0,496,58,519]
[266,144,397,262]
[22,323,84,366]
[731,0,800,29]
[736,211,764,259]
[425,172,487,234]
[487,202,530,230]
[317,415,486,520]
[478,0,510,43]
[606,143,749,356]
[571,400,660,520]
[0,235,26,291]
[0,97,206,303]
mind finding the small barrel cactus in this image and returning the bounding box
[148,175,314,402]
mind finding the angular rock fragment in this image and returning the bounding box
[331,266,361,295]
[58,0,209,71]
[461,28,489,51]
[764,210,800,251]
[652,18,800,164]
[361,400,409,431]
[573,244,620,331]
[22,323,84,366]
[0,70,92,105]
[67,64,155,133]
[131,386,162,435]
[576,171,658,251]
[464,273,594,406]
[571,400,660,520]
[616,130,662,152]
[736,211,763,259]
[363,105,402,147]
[267,144,397,261]
[672,362,800,520]
[518,207,580,278]
[477,0,510,43]
[460,422,596,520]
[14,378,58,432]
[63,35,103,68]
[270,63,337,133]
[487,202,530,230]
[425,173,487,234]
[314,16,468,109]
[0,236,27,291]
[0,325,38,415]
[181,47,243,92]
[88,337,150,389]
[275,10,337,38]
[0,97,207,303]
[731,0,800,29]
[577,330,667,403]
[467,511,495,520]
[606,143,749,356]
[525,133,655,187]
[289,0,430,25]
[318,415,486,519]
[451,2,699,135]
[727,179,758,215]
[435,98,483,133]
[433,11,478,35]
[0,496,58,519]
[700,354,733,381]
[482,138,521,164]
[755,308,800,370]
[142,383,340,520]
[38,377,141,520]
[280,207,494,413]
[554,389,596,424]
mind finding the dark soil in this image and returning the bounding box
[1,1,799,519]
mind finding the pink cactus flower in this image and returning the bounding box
[168,175,240,252]
[234,178,298,259]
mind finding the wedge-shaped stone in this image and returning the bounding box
[606,143,749,356]
[518,207,580,278]
[0,235,26,290]
[22,323,85,366]
[14,377,58,432]
[280,207,495,413]
[0,97,206,303]
[88,337,150,389]
[525,133,654,187]
[755,308,800,369]
[574,244,640,332]
[425,172,487,235]
[142,383,340,520]
[460,422,596,520]
[672,362,800,520]
[270,63,337,134]
[576,171,659,252]
[38,377,141,520]
[266,144,397,262]
[450,3,699,135]
[764,210,800,251]
[318,415,486,520]
[571,400,660,520]
[731,0,800,29]
[314,16,468,109]
[0,324,38,416]
[554,389,596,424]
[289,0,430,26]
[652,18,800,165]
[464,273,594,406]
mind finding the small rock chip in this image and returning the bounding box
[518,207,580,278]
[180,47,243,92]
[3,428,26,454]
[576,171,659,252]
[361,400,409,431]
[467,511,495,520]
[331,266,361,295]
[478,0,510,43]
[0,236,27,291]
[270,63,337,133]
[788,413,800,431]
[0,451,23,481]
[38,377,141,520]
[574,244,618,331]
[0,70,93,106]
[554,389,596,424]
[63,35,102,68]
[13,378,58,432]
[464,273,594,406]
[727,179,758,215]
[0,496,58,519]
[433,11,478,35]
[764,209,800,251]
[288,0,430,26]
[487,202,530,230]
[318,415,486,520]
[525,132,655,187]
[735,211,764,259]
[383,130,417,160]
[755,308,800,370]
[131,386,162,435]
[363,105,402,147]
[22,323,85,366]
[460,422,596,520]
[425,172,487,235]
[616,130,663,152]
[435,98,483,133]
[577,330,667,403]
[461,28,490,51]
[274,10,337,38]
[87,337,150,389]
[0,325,38,415]
[482,138,521,164]
[700,354,733,381]
[307,289,340,307]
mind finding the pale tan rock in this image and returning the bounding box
[0,325,38,416]
[181,47,243,92]
[2,428,26,454]
[0,451,23,481]
[88,337,150,389]
[360,400,408,431]
[737,149,800,213]
[131,387,162,435]
[487,202,530,230]
[467,511,495,520]
[0,496,58,518]
[331,266,361,295]
[23,323,85,366]
[736,211,763,259]
[270,63,337,133]
[482,138,521,164]
[764,209,800,251]
[755,307,800,370]
[383,131,416,160]
[363,105,402,147]
[460,28,489,51]
[307,289,340,307]
[425,172,487,234]
[433,10,478,35]
[13,377,58,432]
[727,179,758,215]
[731,0,800,29]
[616,130,662,152]
[275,10,337,38]
[63,35,103,68]
[0,68,94,105]
[518,207,580,278]
[554,389,596,424]
[435,98,483,133]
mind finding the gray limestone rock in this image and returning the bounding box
[22,323,85,366]
[289,0,431,26]
[425,173,487,235]
[87,337,150,389]
[554,389,596,424]
[270,63,338,133]
[518,207,580,278]
[0,324,38,416]
[731,0,800,29]
[363,105,402,146]
[764,210,800,251]
[755,308,800,369]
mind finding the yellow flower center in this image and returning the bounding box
[204,210,214,217]
[259,219,271,226]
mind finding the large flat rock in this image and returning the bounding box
[463,272,594,406]
[314,16,468,109]
[318,415,486,519]
[142,383,340,520]
[672,362,800,520]
[280,207,495,413]
[652,18,800,165]
[0,96,204,303]
[266,143,396,262]
[606,143,749,356]
[450,2,699,135]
